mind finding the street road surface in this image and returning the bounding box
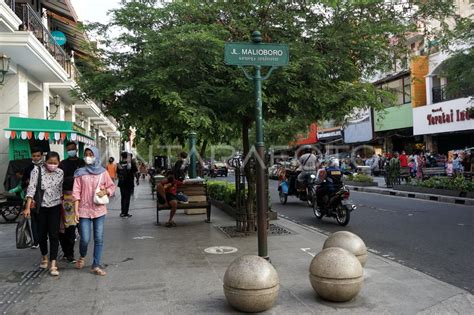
[268,179,474,293]
[212,175,474,293]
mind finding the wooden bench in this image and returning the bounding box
[399,166,410,182]
[156,182,211,225]
[423,167,445,178]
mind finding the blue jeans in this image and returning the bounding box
[79,215,105,268]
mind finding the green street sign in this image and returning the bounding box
[225,42,289,66]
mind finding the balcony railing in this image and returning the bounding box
[432,84,473,104]
[5,0,15,11]
[13,3,71,77]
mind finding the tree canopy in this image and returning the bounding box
[76,0,460,147]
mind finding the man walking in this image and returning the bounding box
[117,152,137,218]
[22,147,44,249]
[59,141,85,263]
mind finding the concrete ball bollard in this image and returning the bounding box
[323,231,368,267]
[309,247,363,302]
[223,255,279,313]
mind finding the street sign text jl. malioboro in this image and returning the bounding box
[225,42,289,67]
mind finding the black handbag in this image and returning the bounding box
[31,166,44,214]
[16,215,33,249]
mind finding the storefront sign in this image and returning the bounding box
[344,110,373,144]
[413,98,472,135]
[317,129,342,139]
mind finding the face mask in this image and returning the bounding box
[85,156,96,165]
[32,159,43,165]
[46,164,58,172]
[67,150,77,158]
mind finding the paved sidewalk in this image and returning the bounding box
[1,181,473,314]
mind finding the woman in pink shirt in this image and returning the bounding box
[73,147,115,276]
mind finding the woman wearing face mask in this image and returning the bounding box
[73,147,115,276]
[23,151,64,276]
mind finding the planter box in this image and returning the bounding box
[210,199,278,220]
[344,181,378,187]
[393,185,472,198]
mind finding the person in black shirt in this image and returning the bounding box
[173,152,188,181]
[22,147,44,248]
[58,142,85,263]
[117,152,138,218]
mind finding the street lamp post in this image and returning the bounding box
[189,131,197,179]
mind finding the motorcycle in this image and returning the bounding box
[312,185,356,226]
[278,171,317,207]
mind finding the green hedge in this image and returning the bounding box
[207,181,236,208]
[346,173,374,183]
[412,176,473,192]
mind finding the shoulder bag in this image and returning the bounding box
[94,173,109,205]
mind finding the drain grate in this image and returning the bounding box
[217,223,294,238]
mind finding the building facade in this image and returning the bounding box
[0,0,120,192]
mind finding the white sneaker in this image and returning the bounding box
[31,244,39,249]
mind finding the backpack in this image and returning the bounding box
[117,163,128,182]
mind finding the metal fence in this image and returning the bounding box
[5,0,15,11]
[432,84,473,104]
[14,3,71,77]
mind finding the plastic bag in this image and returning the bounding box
[16,216,33,249]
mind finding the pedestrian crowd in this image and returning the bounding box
[12,144,150,277]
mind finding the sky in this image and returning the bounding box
[70,0,121,23]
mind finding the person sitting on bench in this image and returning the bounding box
[156,172,183,227]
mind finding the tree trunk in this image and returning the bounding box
[242,117,256,233]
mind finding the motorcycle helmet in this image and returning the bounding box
[328,159,339,168]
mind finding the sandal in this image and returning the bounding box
[90,267,107,276]
[170,221,177,227]
[39,257,49,269]
[75,257,85,269]
[164,222,172,228]
[49,266,59,276]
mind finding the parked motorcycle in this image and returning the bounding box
[312,185,356,226]
[278,171,317,207]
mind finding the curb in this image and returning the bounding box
[346,185,474,206]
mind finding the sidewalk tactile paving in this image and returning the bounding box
[217,223,294,238]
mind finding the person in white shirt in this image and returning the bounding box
[296,145,318,190]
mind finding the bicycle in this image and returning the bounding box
[0,193,22,223]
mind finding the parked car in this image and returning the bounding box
[211,162,228,177]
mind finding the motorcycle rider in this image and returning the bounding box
[316,159,343,209]
[296,145,318,191]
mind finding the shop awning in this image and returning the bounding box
[4,117,95,146]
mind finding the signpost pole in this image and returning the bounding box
[225,31,288,260]
[251,32,268,259]
[254,64,268,259]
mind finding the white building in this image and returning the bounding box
[0,0,121,192]
[413,0,473,154]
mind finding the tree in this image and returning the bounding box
[77,0,459,231]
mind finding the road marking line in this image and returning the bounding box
[301,248,316,257]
